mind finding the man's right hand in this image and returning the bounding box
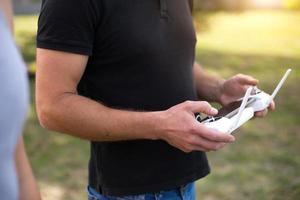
[157,101,235,153]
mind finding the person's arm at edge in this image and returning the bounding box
[15,137,41,200]
[0,0,14,31]
[36,48,235,152]
[0,1,41,199]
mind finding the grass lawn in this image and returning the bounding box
[15,10,300,200]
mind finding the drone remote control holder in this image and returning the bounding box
[197,69,292,134]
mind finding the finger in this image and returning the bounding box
[184,101,218,116]
[268,101,276,111]
[236,74,259,86]
[191,136,227,151]
[178,142,208,153]
[189,144,209,152]
[254,109,268,118]
[195,125,235,143]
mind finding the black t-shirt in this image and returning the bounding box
[37,0,210,196]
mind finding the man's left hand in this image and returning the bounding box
[218,74,275,118]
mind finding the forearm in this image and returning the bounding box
[15,137,41,200]
[193,62,225,103]
[38,93,162,141]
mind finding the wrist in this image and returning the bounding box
[147,110,172,141]
[216,78,226,104]
[142,111,165,141]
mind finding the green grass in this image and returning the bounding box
[14,15,37,74]
[194,10,300,200]
[15,10,300,200]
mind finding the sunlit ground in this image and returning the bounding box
[15,9,300,200]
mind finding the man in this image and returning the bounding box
[36,0,274,199]
[0,0,41,199]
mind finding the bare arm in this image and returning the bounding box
[36,49,235,152]
[0,0,14,31]
[15,138,41,200]
[193,62,225,103]
[0,1,41,199]
[36,49,161,141]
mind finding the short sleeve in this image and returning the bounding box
[37,0,102,56]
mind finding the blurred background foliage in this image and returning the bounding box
[283,0,300,9]
[12,0,300,199]
[192,0,300,10]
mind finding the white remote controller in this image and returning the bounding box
[247,69,291,112]
[201,87,254,133]
[198,69,292,134]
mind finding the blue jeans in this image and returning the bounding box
[87,182,196,200]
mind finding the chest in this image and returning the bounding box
[93,0,196,57]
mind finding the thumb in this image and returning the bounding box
[236,74,258,86]
[184,101,218,116]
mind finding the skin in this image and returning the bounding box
[36,48,274,153]
[193,62,275,116]
[0,1,41,199]
[0,0,13,30]
[15,138,41,200]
